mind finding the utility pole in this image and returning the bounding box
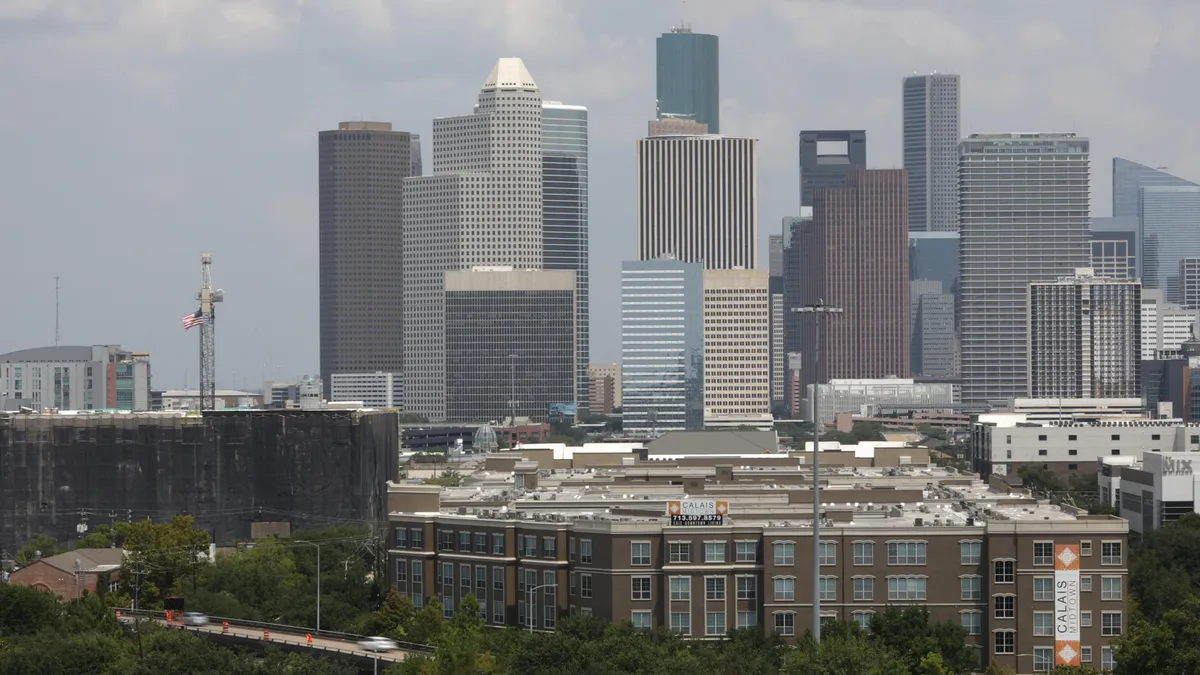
[791,299,843,644]
[196,254,225,411]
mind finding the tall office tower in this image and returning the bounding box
[702,269,772,427]
[621,259,704,434]
[794,169,909,385]
[902,73,960,232]
[768,235,784,277]
[910,280,943,336]
[410,135,423,176]
[1142,289,1200,359]
[318,121,413,396]
[1090,236,1135,280]
[913,292,957,377]
[648,117,708,137]
[655,27,719,133]
[1028,270,1142,398]
[909,232,960,292]
[403,58,544,420]
[1141,185,1200,302]
[782,214,811,407]
[1113,157,1196,217]
[635,135,757,269]
[443,268,575,423]
[798,130,866,208]
[1181,258,1200,311]
[770,277,785,407]
[1113,158,1197,283]
[958,133,1090,408]
[543,101,590,412]
[587,363,621,416]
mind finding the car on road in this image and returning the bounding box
[182,612,209,626]
[357,636,399,652]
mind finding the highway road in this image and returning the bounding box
[119,615,410,665]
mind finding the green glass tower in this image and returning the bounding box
[655,27,719,133]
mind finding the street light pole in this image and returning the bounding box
[791,299,843,645]
[296,541,321,634]
[526,583,557,633]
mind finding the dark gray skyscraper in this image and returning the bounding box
[903,73,960,232]
[798,130,866,208]
[542,101,590,412]
[655,27,719,133]
[318,121,412,395]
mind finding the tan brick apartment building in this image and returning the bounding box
[387,470,1128,673]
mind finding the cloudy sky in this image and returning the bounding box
[3,0,1198,390]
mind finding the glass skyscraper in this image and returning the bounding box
[655,27,719,133]
[542,101,589,411]
[902,73,960,232]
[621,259,704,434]
[1112,158,1198,291]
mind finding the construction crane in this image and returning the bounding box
[197,254,224,411]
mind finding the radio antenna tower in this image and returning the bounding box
[197,254,225,410]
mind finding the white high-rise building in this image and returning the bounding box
[403,58,544,420]
[702,269,772,428]
[1141,288,1199,359]
[330,372,403,409]
[1028,269,1142,399]
[958,133,1091,408]
[903,73,960,232]
[635,135,758,269]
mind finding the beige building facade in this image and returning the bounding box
[702,269,771,428]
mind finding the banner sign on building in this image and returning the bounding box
[1054,544,1081,666]
[667,499,729,526]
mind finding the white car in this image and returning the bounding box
[357,636,399,652]
[182,612,209,626]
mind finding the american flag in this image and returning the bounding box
[182,309,205,331]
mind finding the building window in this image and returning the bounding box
[631,611,652,630]
[492,567,503,591]
[569,536,575,561]
[737,611,757,629]
[492,533,504,555]
[1082,611,1092,627]
[670,612,690,635]
[994,630,1015,655]
[994,595,1014,619]
[736,541,757,562]
[774,577,795,602]
[411,560,423,584]
[1080,541,1092,557]
[887,541,927,565]
[961,611,982,635]
[459,532,471,552]
[1033,576,1053,601]
[1033,542,1054,566]
[461,564,471,589]
[961,576,982,601]
[543,536,557,559]
[1038,449,1047,456]
[818,576,836,601]
[994,560,1015,584]
[580,574,593,599]
[1101,576,1122,600]
[580,539,593,564]
[1082,575,1093,592]
[706,612,725,636]
[1102,647,1115,670]
[522,536,538,557]
[631,541,651,566]
[474,533,487,553]
[707,576,726,601]
[395,560,407,583]
[1102,542,1122,565]
[438,530,454,552]
[1102,611,1123,636]
[852,611,874,631]
[774,612,795,637]
[669,542,691,563]
[960,540,981,565]
[632,576,652,601]
[1033,611,1054,636]
[1081,646,1092,663]
[853,541,874,566]
[440,563,453,588]
[818,541,836,566]
[1038,434,1048,441]
[705,541,726,563]
[774,542,795,566]
[1033,646,1053,672]
[394,529,408,549]
[670,576,691,601]
[887,576,927,601]
[476,566,486,594]
[853,577,874,601]
[736,575,756,600]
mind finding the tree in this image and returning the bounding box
[0,584,62,636]
[15,534,65,565]
[76,524,120,550]
[780,631,909,675]
[1130,512,1200,621]
[868,606,976,674]
[1115,594,1200,674]
[425,470,465,487]
[407,596,446,645]
[118,516,210,609]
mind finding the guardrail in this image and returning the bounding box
[119,608,434,653]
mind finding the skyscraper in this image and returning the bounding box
[958,133,1090,407]
[621,259,704,434]
[794,169,909,385]
[798,130,867,208]
[1112,157,1196,218]
[635,135,758,269]
[318,121,413,395]
[655,27,719,133]
[403,58,544,421]
[1028,270,1141,399]
[542,101,590,412]
[702,268,772,427]
[1141,185,1200,302]
[902,73,960,233]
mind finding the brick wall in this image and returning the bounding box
[8,560,104,600]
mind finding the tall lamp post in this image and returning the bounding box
[295,540,322,634]
[791,299,843,644]
[526,583,557,633]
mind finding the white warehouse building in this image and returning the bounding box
[1099,450,1200,534]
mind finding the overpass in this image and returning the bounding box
[119,609,431,671]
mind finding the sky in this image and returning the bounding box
[3,0,1200,391]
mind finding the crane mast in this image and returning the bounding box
[197,254,224,411]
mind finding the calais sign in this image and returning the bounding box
[1054,544,1081,667]
[667,499,729,526]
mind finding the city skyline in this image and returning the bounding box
[4,1,1200,387]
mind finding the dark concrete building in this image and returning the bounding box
[655,27,719,133]
[798,130,866,208]
[443,268,576,424]
[319,121,413,396]
[793,169,909,386]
